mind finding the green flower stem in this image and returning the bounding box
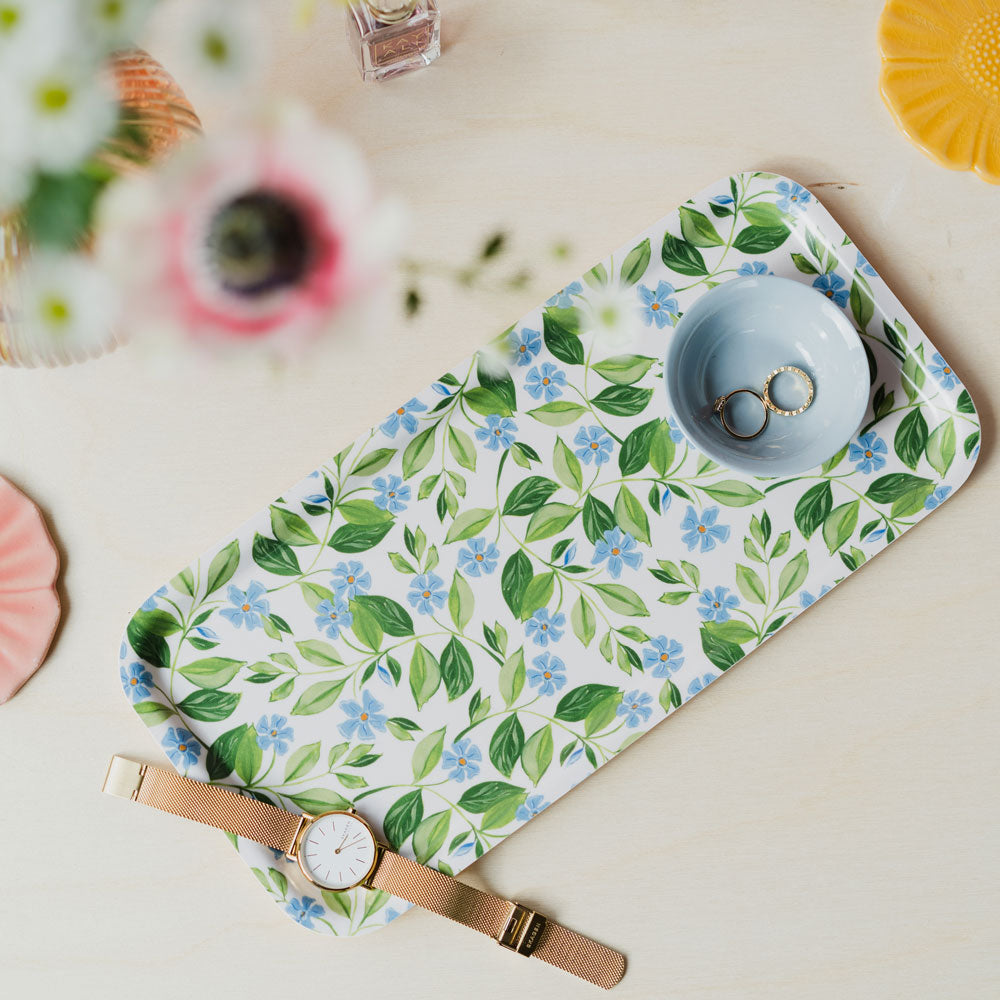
[453,694,542,741]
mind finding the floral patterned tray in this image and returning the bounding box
[119,171,980,938]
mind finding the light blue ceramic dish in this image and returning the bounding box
[664,275,870,476]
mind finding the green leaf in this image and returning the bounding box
[777,550,810,601]
[925,418,956,476]
[489,714,524,777]
[284,741,321,783]
[704,619,757,644]
[476,360,517,412]
[252,533,301,576]
[543,310,584,365]
[866,472,933,504]
[822,501,859,554]
[521,724,554,785]
[299,582,335,612]
[177,689,241,722]
[402,424,437,479]
[555,683,621,721]
[849,278,874,331]
[440,637,474,700]
[619,238,651,286]
[741,201,786,227]
[179,656,243,690]
[383,789,424,849]
[584,691,620,735]
[794,481,833,539]
[649,420,676,477]
[349,601,382,651]
[457,781,526,813]
[679,205,724,247]
[525,502,579,542]
[661,232,708,276]
[891,481,935,517]
[409,643,441,709]
[233,727,261,786]
[682,560,700,588]
[413,810,451,864]
[614,485,651,544]
[448,571,474,631]
[444,507,495,544]
[791,252,819,274]
[964,430,980,459]
[592,354,656,386]
[701,480,765,507]
[321,889,352,919]
[289,788,352,815]
[270,506,320,546]
[733,224,790,253]
[571,594,596,647]
[134,701,173,727]
[553,437,583,491]
[582,494,615,544]
[901,345,926,404]
[957,389,975,414]
[501,551,532,618]
[894,408,928,470]
[699,627,744,671]
[618,419,658,476]
[520,571,556,621]
[735,564,767,604]
[337,499,393,526]
[591,385,653,417]
[447,426,478,472]
[499,647,526,707]
[412,726,446,781]
[585,262,608,288]
[528,400,587,426]
[206,724,249,780]
[295,639,343,666]
[22,169,105,248]
[463,386,513,418]
[590,583,649,616]
[350,447,396,477]
[353,595,414,636]
[290,678,347,716]
[503,476,559,516]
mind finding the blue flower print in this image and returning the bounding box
[680,506,730,553]
[525,362,567,401]
[525,607,565,646]
[668,417,685,443]
[475,414,517,451]
[591,526,642,579]
[660,487,672,513]
[527,652,567,696]
[191,624,218,642]
[776,180,811,212]
[617,690,653,728]
[381,397,427,437]
[688,673,717,696]
[375,659,393,685]
[373,474,410,512]
[856,250,877,276]
[928,352,959,390]
[338,690,388,741]
[331,560,371,599]
[848,432,887,474]
[408,572,447,615]
[140,585,167,611]
[643,637,685,678]
[864,525,887,543]
[812,272,849,307]
[545,282,583,309]
[453,838,476,856]
[510,327,542,366]
[560,542,577,566]
[574,425,614,466]
[699,587,739,622]
[516,794,550,822]
[737,261,771,277]
[800,584,832,608]
[162,727,201,769]
[314,597,353,639]
[121,662,153,702]
[638,281,678,329]
[925,485,952,510]
[286,897,324,929]
[458,537,500,577]
[711,194,734,206]
[256,714,294,755]
[432,382,452,396]
[441,738,482,783]
[221,581,269,630]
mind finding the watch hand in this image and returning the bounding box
[336,835,366,854]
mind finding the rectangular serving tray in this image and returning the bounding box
[119,171,980,938]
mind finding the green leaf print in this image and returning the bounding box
[777,550,809,601]
[590,583,649,616]
[412,726,446,781]
[295,639,343,666]
[521,724,554,785]
[402,424,437,479]
[289,789,352,815]
[866,473,933,504]
[591,385,653,417]
[520,571,555,620]
[177,689,241,722]
[733,225,790,254]
[440,637,474,700]
[543,310,585,365]
[679,205,724,247]
[447,426,478,472]
[618,419,657,476]
[822,501,859,555]
[700,480,765,507]
[661,232,708,276]
[252,534,301,577]
[894,408,928,470]
[925,418,956,477]
[735,564,766,604]
[353,595,414,636]
[383,789,424,849]
[571,594,597,647]
[291,678,348,716]
[205,539,240,595]
[501,551,532,618]
[619,238,651,286]
[457,781,526,813]
[409,643,442,709]
[284,741,321,783]
[525,502,579,542]
[350,447,396,478]
[206,724,251,781]
[179,657,244,690]
[498,647,526,707]
[794,481,833,539]
[699,627,744,671]
[555,683,621,721]
[338,500,393,526]
[582,494,615,544]
[489,714,525,778]
[554,437,583,491]
[413,810,451,864]
[270,506,320,546]
[614,485,650,544]
[444,507,495,544]
[503,476,560,516]
[476,360,517,412]
[528,400,587,426]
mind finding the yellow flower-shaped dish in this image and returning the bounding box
[879,0,1000,183]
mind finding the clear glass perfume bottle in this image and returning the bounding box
[346,0,441,82]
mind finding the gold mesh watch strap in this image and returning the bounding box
[102,755,302,853]
[368,849,625,989]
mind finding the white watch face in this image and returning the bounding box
[296,812,377,890]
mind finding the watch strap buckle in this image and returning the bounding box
[102,755,148,801]
[497,902,547,957]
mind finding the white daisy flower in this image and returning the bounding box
[11,251,120,367]
[78,0,156,54]
[579,281,642,350]
[11,59,116,173]
[0,0,70,75]
[167,0,268,95]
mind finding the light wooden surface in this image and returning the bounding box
[2,2,997,997]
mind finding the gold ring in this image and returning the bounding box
[762,365,814,416]
[713,388,769,439]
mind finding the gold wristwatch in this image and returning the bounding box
[102,755,625,989]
